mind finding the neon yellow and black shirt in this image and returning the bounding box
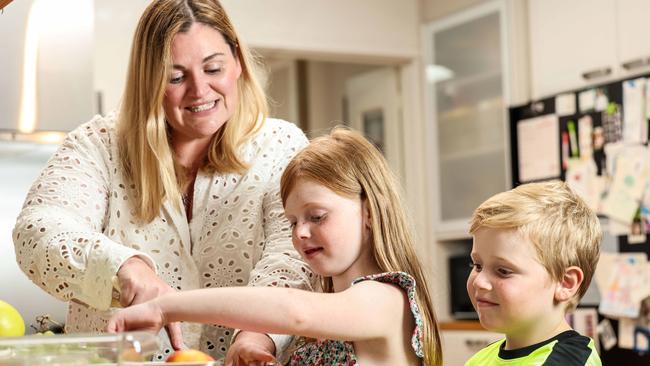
[465,330,601,366]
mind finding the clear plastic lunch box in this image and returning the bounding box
[0,331,224,365]
[0,331,158,365]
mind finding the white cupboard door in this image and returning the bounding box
[441,330,503,366]
[423,2,509,238]
[617,0,650,77]
[528,0,617,99]
[345,67,403,179]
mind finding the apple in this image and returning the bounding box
[166,349,214,362]
[0,300,25,337]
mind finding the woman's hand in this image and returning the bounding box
[107,300,165,334]
[225,331,277,366]
[116,256,183,349]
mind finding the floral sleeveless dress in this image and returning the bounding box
[288,271,425,365]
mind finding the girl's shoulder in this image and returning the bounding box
[352,271,417,292]
[352,271,424,358]
[350,272,419,317]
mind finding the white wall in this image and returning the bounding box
[0,0,30,130]
[222,0,419,63]
[94,0,150,114]
[0,142,67,333]
[36,0,94,131]
[421,0,489,22]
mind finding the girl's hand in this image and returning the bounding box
[115,257,183,349]
[225,331,277,366]
[107,300,165,334]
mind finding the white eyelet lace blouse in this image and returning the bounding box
[13,115,314,360]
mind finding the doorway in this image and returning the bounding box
[262,56,404,177]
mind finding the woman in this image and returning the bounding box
[12,0,313,362]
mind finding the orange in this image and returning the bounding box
[166,349,214,362]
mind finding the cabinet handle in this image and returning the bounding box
[96,90,104,116]
[621,58,649,71]
[581,67,612,80]
[465,339,490,348]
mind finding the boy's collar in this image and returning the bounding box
[498,330,578,359]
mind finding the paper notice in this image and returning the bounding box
[556,93,576,116]
[579,89,596,113]
[517,115,560,182]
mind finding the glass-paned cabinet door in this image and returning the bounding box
[423,1,510,238]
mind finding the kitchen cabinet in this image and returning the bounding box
[423,0,527,239]
[616,0,650,76]
[529,0,650,99]
[441,327,502,366]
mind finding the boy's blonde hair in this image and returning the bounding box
[469,181,601,310]
[281,127,442,366]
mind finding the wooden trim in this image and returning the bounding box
[440,320,488,331]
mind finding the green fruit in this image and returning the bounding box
[0,300,25,337]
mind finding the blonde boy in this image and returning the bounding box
[465,181,602,366]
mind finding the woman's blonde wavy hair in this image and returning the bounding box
[117,0,268,222]
[280,127,443,366]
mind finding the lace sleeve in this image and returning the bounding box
[13,116,154,310]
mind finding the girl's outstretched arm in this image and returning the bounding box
[108,280,406,342]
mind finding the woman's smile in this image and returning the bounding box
[186,100,218,113]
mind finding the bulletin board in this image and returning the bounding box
[509,75,650,365]
[509,79,625,187]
